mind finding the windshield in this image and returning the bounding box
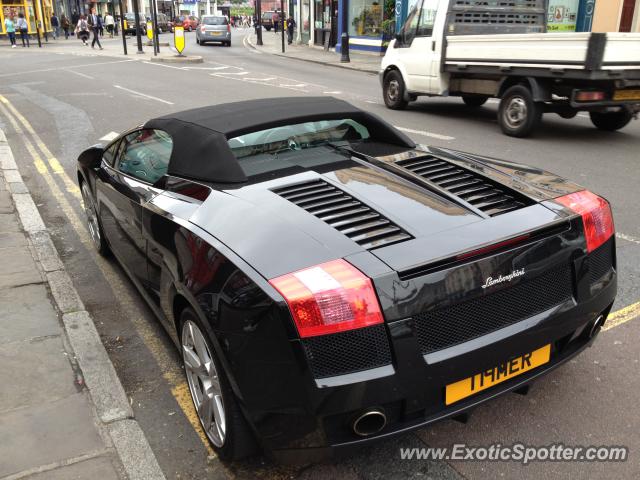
[203,16,227,25]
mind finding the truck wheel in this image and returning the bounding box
[589,110,633,131]
[383,70,408,110]
[462,95,488,107]
[498,85,542,137]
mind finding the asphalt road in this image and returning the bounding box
[1,29,639,480]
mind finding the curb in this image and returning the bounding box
[0,128,165,480]
[149,55,204,64]
[244,33,379,74]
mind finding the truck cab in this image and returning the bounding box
[381,0,640,137]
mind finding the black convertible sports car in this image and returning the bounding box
[77,97,617,462]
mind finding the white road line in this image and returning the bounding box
[68,70,94,80]
[617,232,640,245]
[394,126,455,141]
[143,61,186,71]
[112,85,174,105]
[210,71,249,76]
[0,59,136,78]
[187,65,232,70]
[365,100,378,104]
[244,77,276,81]
[99,131,120,142]
[324,91,342,94]
[280,83,306,87]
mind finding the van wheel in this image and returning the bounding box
[498,85,542,137]
[383,70,408,110]
[462,95,488,107]
[589,110,633,131]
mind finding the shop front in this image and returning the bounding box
[0,0,53,35]
[337,0,393,53]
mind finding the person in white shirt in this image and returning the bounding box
[105,13,115,37]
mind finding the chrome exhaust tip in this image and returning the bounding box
[352,409,387,437]
[589,315,605,339]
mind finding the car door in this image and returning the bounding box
[395,0,441,93]
[96,129,173,290]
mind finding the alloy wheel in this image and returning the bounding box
[387,79,400,102]
[181,320,226,447]
[81,183,101,249]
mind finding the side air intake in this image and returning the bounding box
[395,156,534,217]
[273,179,412,250]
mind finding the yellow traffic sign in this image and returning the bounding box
[147,21,153,40]
[174,26,185,55]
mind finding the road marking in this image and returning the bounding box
[616,232,640,245]
[243,77,276,81]
[210,71,249,76]
[280,83,305,87]
[113,85,174,105]
[365,100,379,104]
[603,301,640,331]
[324,91,342,95]
[99,131,120,142]
[142,61,186,71]
[0,59,136,78]
[0,95,214,456]
[394,126,455,141]
[68,70,95,80]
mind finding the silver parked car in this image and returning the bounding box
[196,15,231,47]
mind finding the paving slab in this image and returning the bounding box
[0,190,13,213]
[0,213,21,232]
[0,231,27,248]
[0,245,42,288]
[24,455,123,480]
[0,393,106,477]
[0,335,78,412]
[0,283,61,344]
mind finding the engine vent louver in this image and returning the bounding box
[273,179,412,250]
[395,156,533,217]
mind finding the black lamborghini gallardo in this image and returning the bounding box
[77,97,617,462]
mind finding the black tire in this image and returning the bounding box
[179,307,258,461]
[589,110,633,131]
[266,27,271,31]
[226,41,231,47]
[196,37,200,44]
[80,181,110,257]
[383,70,408,110]
[462,95,489,107]
[498,85,543,137]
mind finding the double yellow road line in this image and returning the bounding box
[0,94,214,456]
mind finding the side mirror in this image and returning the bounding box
[77,145,104,169]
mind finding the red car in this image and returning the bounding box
[173,15,199,32]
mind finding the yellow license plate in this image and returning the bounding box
[613,89,640,101]
[212,31,222,36]
[445,344,551,406]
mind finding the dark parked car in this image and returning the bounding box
[77,98,616,463]
[261,10,278,31]
[123,12,147,36]
[196,15,231,46]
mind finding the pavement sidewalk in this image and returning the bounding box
[0,130,165,480]
[244,28,382,74]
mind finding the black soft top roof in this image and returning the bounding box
[144,97,415,183]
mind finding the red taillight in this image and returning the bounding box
[227,23,231,33]
[200,25,206,33]
[556,190,614,253]
[575,90,606,102]
[269,259,384,338]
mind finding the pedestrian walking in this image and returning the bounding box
[71,10,79,29]
[16,13,29,47]
[75,15,90,46]
[4,15,16,48]
[273,13,279,33]
[87,8,103,49]
[286,15,295,45]
[51,13,59,39]
[105,12,115,38]
[61,14,70,39]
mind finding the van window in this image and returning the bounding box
[417,0,439,37]
[399,4,420,46]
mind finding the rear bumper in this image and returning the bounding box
[254,270,616,464]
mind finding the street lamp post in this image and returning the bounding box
[280,0,284,53]
[256,0,263,46]
[118,0,128,54]
[132,0,144,53]
[340,0,350,62]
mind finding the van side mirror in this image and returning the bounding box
[78,145,105,169]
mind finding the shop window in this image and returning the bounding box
[349,0,384,37]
